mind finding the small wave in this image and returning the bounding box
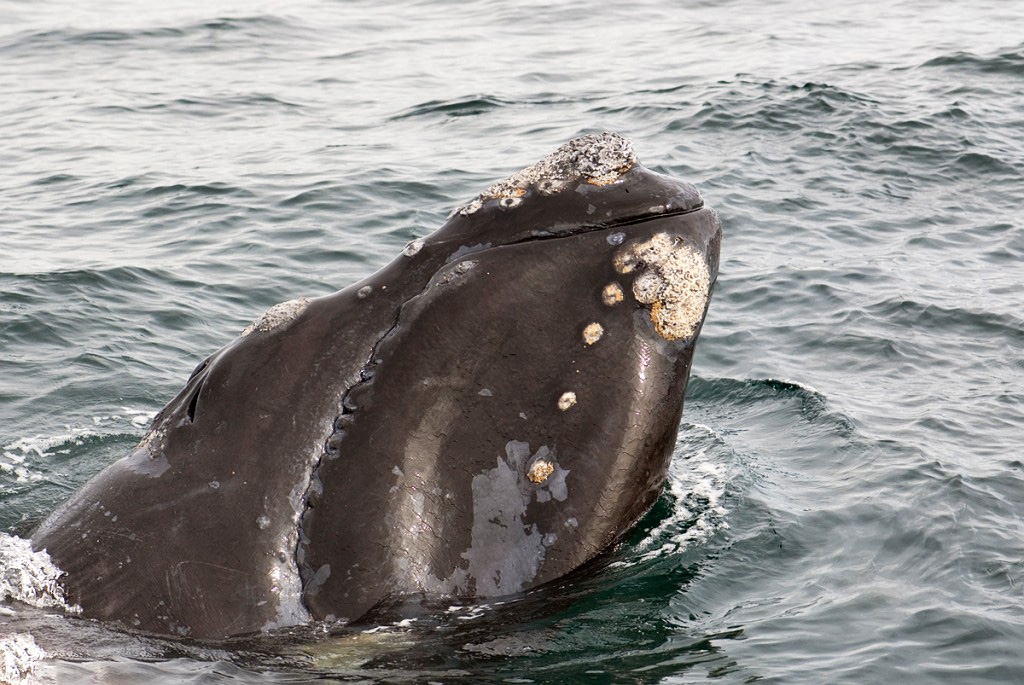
[863,298,1024,349]
[27,174,80,188]
[137,181,258,199]
[0,15,306,58]
[1,434,87,485]
[390,95,514,121]
[689,376,830,418]
[921,45,1024,77]
[1,409,153,486]
[951,151,1019,175]
[688,78,880,133]
[79,94,305,121]
[0,27,180,54]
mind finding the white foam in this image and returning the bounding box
[0,433,77,484]
[0,633,45,685]
[1,409,156,486]
[614,423,733,567]
[0,534,78,615]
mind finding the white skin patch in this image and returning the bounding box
[582,322,604,345]
[461,443,543,595]
[241,298,310,336]
[614,233,711,341]
[454,442,570,596]
[557,392,577,411]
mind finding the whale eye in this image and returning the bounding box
[498,196,522,210]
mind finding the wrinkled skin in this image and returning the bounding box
[32,133,722,639]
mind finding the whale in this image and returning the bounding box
[31,132,722,639]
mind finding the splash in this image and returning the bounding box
[0,534,78,614]
[1,408,156,486]
[622,423,733,565]
[0,633,45,685]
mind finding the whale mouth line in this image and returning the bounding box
[501,201,706,249]
[437,202,708,270]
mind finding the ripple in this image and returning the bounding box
[3,0,1024,680]
[391,95,515,120]
[862,297,1024,347]
[0,15,309,58]
[921,44,1024,77]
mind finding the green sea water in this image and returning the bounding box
[1,0,1023,682]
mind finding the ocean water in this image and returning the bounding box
[1,0,1023,682]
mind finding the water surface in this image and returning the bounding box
[2,0,1023,682]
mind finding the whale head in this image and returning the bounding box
[32,133,722,638]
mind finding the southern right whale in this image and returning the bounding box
[31,132,723,639]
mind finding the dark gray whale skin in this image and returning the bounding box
[31,133,722,639]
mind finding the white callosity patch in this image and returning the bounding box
[0,533,78,613]
[601,282,624,306]
[557,392,577,411]
[527,459,554,484]
[461,441,569,595]
[0,633,45,685]
[127,424,171,477]
[528,445,569,504]
[454,132,637,215]
[403,239,424,257]
[241,297,310,336]
[434,259,478,287]
[614,233,711,341]
[582,322,604,345]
